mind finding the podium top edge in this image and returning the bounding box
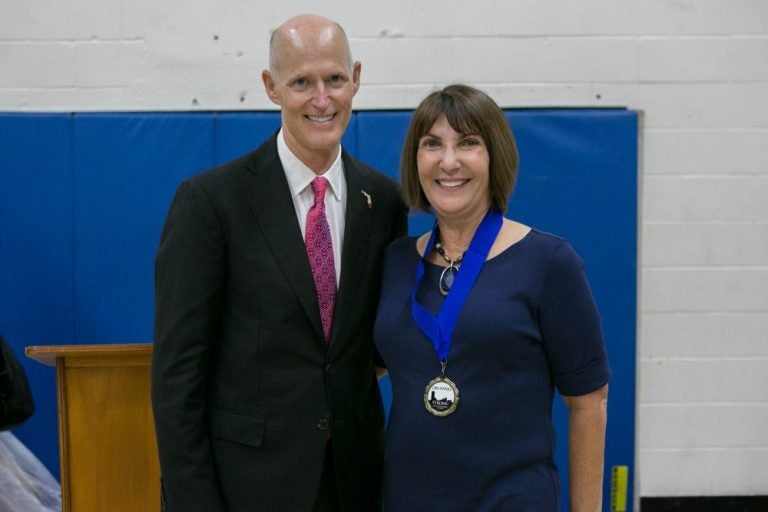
[25,343,153,366]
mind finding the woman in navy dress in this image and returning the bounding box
[374,84,610,511]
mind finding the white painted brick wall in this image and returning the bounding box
[2,0,767,503]
[642,313,768,356]
[644,177,768,222]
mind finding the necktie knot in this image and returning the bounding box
[311,177,329,206]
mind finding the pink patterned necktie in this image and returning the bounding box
[305,177,337,341]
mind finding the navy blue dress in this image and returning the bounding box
[374,229,611,511]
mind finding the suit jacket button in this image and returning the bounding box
[316,418,329,431]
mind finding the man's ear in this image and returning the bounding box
[351,61,361,96]
[262,70,281,105]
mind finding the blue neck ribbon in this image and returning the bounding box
[411,208,503,364]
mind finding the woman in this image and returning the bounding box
[374,84,610,511]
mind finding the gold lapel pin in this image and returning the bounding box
[361,190,372,209]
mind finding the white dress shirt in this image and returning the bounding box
[277,129,346,286]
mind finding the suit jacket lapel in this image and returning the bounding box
[240,135,325,340]
[332,152,375,345]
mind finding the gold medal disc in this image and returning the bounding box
[423,375,460,417]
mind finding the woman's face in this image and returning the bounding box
[417,115,491,223]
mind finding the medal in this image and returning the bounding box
[424,375,459,417]
[411,209,503,418]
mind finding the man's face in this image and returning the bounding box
[263,27,360,169]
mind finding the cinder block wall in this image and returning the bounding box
[2,0,767,502]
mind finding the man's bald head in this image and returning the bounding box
[269,15,353,78]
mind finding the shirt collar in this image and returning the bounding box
[277,128,344,202]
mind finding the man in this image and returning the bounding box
[151,14,407,511]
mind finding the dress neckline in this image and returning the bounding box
[416,227,537,269]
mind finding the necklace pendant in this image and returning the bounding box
[434,229,464,297]
[439,264,458,296]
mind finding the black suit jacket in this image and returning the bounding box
[151,132,407,511]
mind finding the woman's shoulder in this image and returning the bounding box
[498,221,581,263]
[385,235,420,261]
[489,219,531,258]
[381,236,420,282]
[523,228,584,273]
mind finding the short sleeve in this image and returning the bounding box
[538,240,611,396]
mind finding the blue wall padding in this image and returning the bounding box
[0,113,75,475]
[0,109,636,510]
[72,114,216,344]
[354,111,412,179]
[214,112,280,164]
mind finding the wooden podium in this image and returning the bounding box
[26,343,159,512]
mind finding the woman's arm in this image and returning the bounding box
[562,383,609,512]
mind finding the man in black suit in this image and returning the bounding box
[151,14,407,511]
